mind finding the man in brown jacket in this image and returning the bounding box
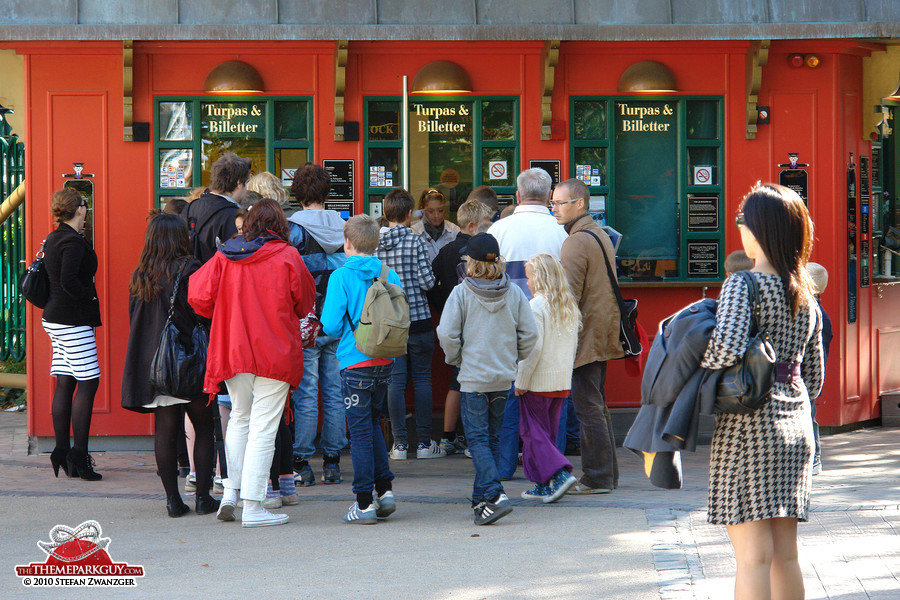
[551,178,623,493]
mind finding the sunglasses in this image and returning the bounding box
[735,212,745,228]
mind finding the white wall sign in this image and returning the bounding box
[693,166,713,185]
[488,160,508,180]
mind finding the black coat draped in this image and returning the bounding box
[121,258,203,412]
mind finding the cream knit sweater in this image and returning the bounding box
[515,296,579,393]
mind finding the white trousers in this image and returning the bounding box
[223,373,289,502]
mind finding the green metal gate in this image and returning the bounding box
[1,112,26,363]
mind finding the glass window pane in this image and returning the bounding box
[275,148,309,196]
[573,147,607,187]
[367,148,400,188]
[686,101,718,140]
[159,149,193,189]
[574,100,606,140]
[482,101,515,141]
[368,101,401,141]
[274,101,308,141]
[159,101,192,141]
[482,147,515,187]
[614,100,678,264]
[688,147,718,185]
[200,102,266,187]
[409,101,473,212]
[159,196,189,213]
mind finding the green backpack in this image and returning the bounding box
[350,264,410,358]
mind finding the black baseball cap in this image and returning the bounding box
[462,232,500,262]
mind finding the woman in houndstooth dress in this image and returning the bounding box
[701,183,823,600]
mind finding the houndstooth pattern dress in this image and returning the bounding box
[701,272,823,526]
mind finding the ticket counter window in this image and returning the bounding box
[364,97,518,220]
[155,98,311,206]
[571,96,724,282]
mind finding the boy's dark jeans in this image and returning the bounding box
[460,390,508,504]
[342,365,395,496]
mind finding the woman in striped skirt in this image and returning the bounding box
[41,188,102,481]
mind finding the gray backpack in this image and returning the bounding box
[350,264,410,358]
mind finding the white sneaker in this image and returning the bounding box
[389,443,408,460]
[217,488,238,522]
[417,440,447,459]
[241,500,289,528]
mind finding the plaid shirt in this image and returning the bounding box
[376,225,435,322]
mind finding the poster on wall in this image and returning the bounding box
[687,241,719,277]
[847,153,858,323]
[529,160,561,185]
[860,156,871,288]
[687,195,718,232]
[778,153,809,205]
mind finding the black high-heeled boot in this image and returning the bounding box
[167,495,191,518]
[195,494,221,515]
[66,449,103,481]
[50,448,70,477]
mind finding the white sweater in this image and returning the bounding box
[515,296,579,393]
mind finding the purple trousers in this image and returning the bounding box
[519,392,573,485]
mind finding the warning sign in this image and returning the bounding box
[281,168,297,187]
[489,160,508,180]
[693,166,712,185]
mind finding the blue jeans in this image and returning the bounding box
[341,365,395,495]
[387,329,434,446]
[292,336,347,459]
[461,390,507,504]
[498,387,519,478]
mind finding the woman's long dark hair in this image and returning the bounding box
[741,182,816,316]
[129,211,191,302]
[241,197,290,241]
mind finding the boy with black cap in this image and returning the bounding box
[436,233,538,525]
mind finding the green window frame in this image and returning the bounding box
[570,95,725,282]
[363,96,519,218]
[154,96,313,209]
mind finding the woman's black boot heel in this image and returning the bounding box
[66,449,103,481]
[167,495,191,518]
[50,448,70,477]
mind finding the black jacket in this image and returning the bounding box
[624,299,722,489]
[427,232,470,311]
[121,258,204,411]
[183,191,239,264]
[41,223,101,327]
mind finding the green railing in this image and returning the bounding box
[1,118,26,362]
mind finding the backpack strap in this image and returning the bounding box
[578,229,628,322]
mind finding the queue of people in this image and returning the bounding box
[38,151,826,595]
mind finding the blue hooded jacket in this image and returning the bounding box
[321,254,403,369]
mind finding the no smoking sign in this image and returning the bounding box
[693,166,713,185]
[489,160,508,180]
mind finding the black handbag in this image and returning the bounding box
[19,239,50,308]
[580,229,642,358]
[149,263,209,398]
[715,271,777,415]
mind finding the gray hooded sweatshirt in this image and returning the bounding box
[436,272,538,393]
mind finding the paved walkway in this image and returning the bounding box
[0,411,897,599]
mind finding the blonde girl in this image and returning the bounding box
[515,253,581,503]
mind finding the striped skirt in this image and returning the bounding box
[42,320,101,380]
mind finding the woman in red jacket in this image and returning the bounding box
[189,198,315,528]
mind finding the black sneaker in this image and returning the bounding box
[322,460,342,484]
[294,464,316,487]
[473,493,512,525]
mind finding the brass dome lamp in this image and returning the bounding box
[411,61,472,95]
[617,61,677,93]
[203,60,265,94]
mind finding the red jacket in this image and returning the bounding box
[188,237,315,393]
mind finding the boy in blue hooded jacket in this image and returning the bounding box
[321,214,404,524]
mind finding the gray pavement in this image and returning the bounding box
[0,410,898,599]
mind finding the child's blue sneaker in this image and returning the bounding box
[544,469,577,504]
[343,502,377,525]
[520,483,551,501]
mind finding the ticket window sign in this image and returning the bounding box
[63,178,94,246]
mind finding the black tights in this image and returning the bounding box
[155,400,215,499]
[51,375,100,452]
[269,420,293,491]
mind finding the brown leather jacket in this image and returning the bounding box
[562,213,623,367]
